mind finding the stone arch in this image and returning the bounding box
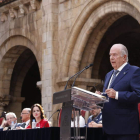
[60,0,140,79]
[0,35,41,98]
[95,15,140,80]
[10,49,37,98]
[79,13,126,79]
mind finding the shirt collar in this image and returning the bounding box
[26,120,30,124]
[117,62,127,72]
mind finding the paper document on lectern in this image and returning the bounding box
[71,87,108,111]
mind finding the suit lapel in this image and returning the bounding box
[111,63,130,88]
[104,70,114,90]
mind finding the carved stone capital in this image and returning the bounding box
[19,4,28,15]
[57,77,102,87]
[0,102,8,107]
[19,4,25,15]
[30,0,37,10]
[9,8,17,19]
[1,13,7,22]
[0,95,11,107]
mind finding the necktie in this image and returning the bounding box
[109,70,119,88]
[21,122,26,128]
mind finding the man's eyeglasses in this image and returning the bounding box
[6,117,15,121]
[21,113,29,115]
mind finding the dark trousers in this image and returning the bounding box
[107,134,139,140]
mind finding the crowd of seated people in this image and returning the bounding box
[0,102,104,131]
[58,108,102,128]
[0,103,50,130]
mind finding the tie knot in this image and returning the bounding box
[114,70,119,75]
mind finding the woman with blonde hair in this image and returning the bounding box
[26,104,49,128]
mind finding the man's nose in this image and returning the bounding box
[110,55,114,59]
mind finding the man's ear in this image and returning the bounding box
[123,55,127,61]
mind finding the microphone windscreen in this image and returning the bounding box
[89,64,93,67]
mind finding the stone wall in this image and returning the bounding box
[0,0,140,125]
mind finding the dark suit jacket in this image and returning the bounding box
[102,63,140,135]
[17,122,26,128]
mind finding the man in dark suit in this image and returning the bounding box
[16,108,31,129]
[102,44,140,140]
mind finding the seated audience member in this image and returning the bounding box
[81,110,86,119]
[26,104,49,129]
[0,112,6,130]
[1,112,17,130]
[87,107,102,128]
[71,109,85,127]
[0,112,6,125]
[16,108,31,129]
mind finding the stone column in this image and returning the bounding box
[41,0,59,126]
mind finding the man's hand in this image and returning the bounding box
[1,120,8,128]
[88,121,98,127]
[16,126,24,130]
[105,88,116,99]
[88,121,102,128]
[95,91,101,95]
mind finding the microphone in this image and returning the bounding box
[43,109,60,128]
[19,116,22,120]
[64,64,93,90]
[72,64,93,87]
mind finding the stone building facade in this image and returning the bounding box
[0,0,140,125]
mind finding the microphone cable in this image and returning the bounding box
[43,109,60,128]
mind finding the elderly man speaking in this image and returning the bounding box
[101,44,140,140]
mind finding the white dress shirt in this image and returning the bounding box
[71,115,85,127]
[108,62,127,100]
[25,120,30,128]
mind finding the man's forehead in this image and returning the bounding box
[6,114,14,118]
[22,109,29,113]
[110,45,122,51]
[110,48,121,55]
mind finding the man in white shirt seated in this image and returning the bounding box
[16,108,31,129]
[71,109,85,127]
[1,112,17,130]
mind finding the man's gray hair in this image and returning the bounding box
[120,44,128,62]
[6,112,17,118]
[23,108,31,113]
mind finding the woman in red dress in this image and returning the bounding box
[26,104,49,129]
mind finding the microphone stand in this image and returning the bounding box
[64,64,93,90]
[64,72,83,90]
[71,64,93,140]
[43,109,60,128]
[60,64,93,140]
[72,64,93,87]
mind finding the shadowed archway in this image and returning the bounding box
[93,15,140,82]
